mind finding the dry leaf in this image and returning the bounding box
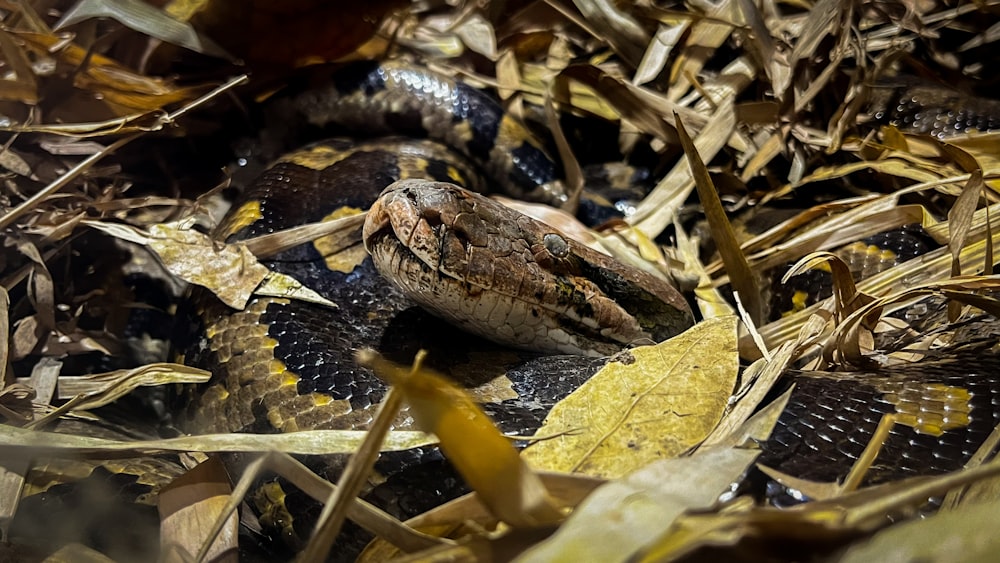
[522,316,739,478]
[637,458,1000,562]
[253,272,338,308]
[676,113,761,325]
[630,99,736,238]
[55,0,231,59]
[84,220,268,309]
[13,30,208,112]
[360,472,606,560]
[158,457,238,562]
[517,447,759,563]
[838,497,1000,563]
[37,363,211,412]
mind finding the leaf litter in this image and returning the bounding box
[1,0,1000,561]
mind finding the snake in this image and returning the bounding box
[12,61,1000,557]
[173,61,1000,545]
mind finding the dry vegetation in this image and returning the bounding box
[1,0,1000,561]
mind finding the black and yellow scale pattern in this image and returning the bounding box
[768,225,937,320]
[760,347,1000,504]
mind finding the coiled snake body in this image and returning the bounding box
[172,61,1000,543]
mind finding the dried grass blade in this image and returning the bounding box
[559,65,678,143]
[300,353,408,562]
[630,99,735,238]
[0,424,436,458]
[673,113,761,325]
[242,213,366,259]
[949,171,985,277]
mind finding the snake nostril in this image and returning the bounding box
[421,207,443,227]
[543,233,569,258]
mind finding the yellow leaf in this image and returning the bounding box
[522,316,739,478]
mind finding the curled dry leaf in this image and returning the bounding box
[825,275,1000,368]
[753,207,1000,358]
[782,251,873,321]
[522,316,739,478]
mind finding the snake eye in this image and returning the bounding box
[543,233,569,258]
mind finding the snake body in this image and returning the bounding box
[274,60,568,206]
[170,62,1000,545]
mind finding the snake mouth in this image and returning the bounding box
[364,229,621,356]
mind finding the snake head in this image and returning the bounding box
[363,180,694,356]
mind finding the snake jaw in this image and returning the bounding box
[363,180,694,356]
